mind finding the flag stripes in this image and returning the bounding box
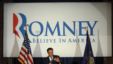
[18,30,34,64]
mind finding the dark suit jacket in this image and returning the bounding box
[44,55,56,64]
[44,55,63,64]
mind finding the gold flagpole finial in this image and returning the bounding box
[24,24,29,31]
[85,27,88,32]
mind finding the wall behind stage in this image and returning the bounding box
[3,3,112,57]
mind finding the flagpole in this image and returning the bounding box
[24,24,29,64]
[25,24,34,64]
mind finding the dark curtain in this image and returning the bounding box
[13,57,104,64]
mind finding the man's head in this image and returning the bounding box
[47,47,53,57]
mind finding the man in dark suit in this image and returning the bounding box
[45,47,62,64]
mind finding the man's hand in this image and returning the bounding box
[49,62,51,64]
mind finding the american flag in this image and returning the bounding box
[18,30,34,64]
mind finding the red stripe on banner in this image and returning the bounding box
[13,13,20,38]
